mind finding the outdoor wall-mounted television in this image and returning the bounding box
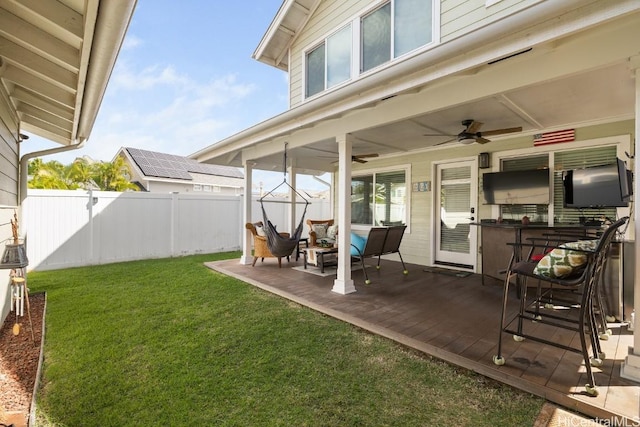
[563,158,632,208]
[482,169,550,205]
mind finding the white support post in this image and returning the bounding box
[621,55,640,382]
[288,162,296,235]
[332,134,356,295]
[240,161,254,265]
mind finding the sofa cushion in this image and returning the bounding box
[327,224,338,240]
[255,224,266,236]
[350,232,368,257]
[533,239,598,279]
[312,223,329,239]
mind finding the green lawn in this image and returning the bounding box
[30,252,543,426]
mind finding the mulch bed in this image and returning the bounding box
[0,292,45,426]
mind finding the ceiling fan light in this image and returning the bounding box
[459,137,476,145]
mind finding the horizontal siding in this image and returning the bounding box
[440,0,541,43]
[0,91,18,207]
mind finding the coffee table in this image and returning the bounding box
[303,246,338,273]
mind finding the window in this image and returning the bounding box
[203,185,212,192]
[493,145,621,225]
[361,4,391,72]
[395,0,433,57]
[305,0,436,98]
[351,169,407,226]
[361,0,434,73]
[306,25,352,97]
[193,184,202,192]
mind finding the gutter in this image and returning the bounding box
[19,140,86,203]
[191,0,639,163]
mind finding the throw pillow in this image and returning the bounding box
[312,223,328,239]
[533,239,598,279]
[350,232,368,257]
[327,225,338,240]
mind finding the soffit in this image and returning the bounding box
[0,0,136,145]
[253,0,320,70]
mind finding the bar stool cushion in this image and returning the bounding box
[533,239,598,279]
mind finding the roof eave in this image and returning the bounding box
[252,0,320,71]
[75,0,137,144]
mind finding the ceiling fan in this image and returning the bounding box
[426,119,523,145]
[351,153,379,163]
[326,153,379,164]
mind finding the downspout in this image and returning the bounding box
[18,139,86,203]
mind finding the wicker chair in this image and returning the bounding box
[306,219,334,247]
[245,222,290,267]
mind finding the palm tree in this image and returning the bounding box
[91,156,139,191]
[28,157,138,191]
[28,159,74,189]
[66,158,97,189]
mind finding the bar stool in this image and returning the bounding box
[493,217,628,397]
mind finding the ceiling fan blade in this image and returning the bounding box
[355,153,379,159]
[480,126,523,137]
[434,137,457,146]
[466,120,484,134]
[353,157,368,163]
[475,136,491,144]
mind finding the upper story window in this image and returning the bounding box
[305,0,436,99]
[306,25,353,98]
[362,0,433,72]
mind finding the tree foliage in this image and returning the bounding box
[28,157,139,191]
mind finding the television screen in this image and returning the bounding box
[563,158,630,208]
[482,169,550,205]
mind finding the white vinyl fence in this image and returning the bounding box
[23,190,331,271]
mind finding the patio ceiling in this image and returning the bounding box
[0,0,136,146]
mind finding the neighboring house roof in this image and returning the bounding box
[253,0,320,71]
[0,1,137,146]
[121,147,243,182]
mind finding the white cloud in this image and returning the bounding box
[122,35,143,51]
[112,62,189,90]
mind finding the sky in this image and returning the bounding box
[23,0,329,191]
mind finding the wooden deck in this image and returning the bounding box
[206,256,639,423]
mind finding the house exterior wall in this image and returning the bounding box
[341,119,635,267]
[288,0,541,108]
[0,79,20,322]
[0,83,19,207]
[147,179,242,195]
